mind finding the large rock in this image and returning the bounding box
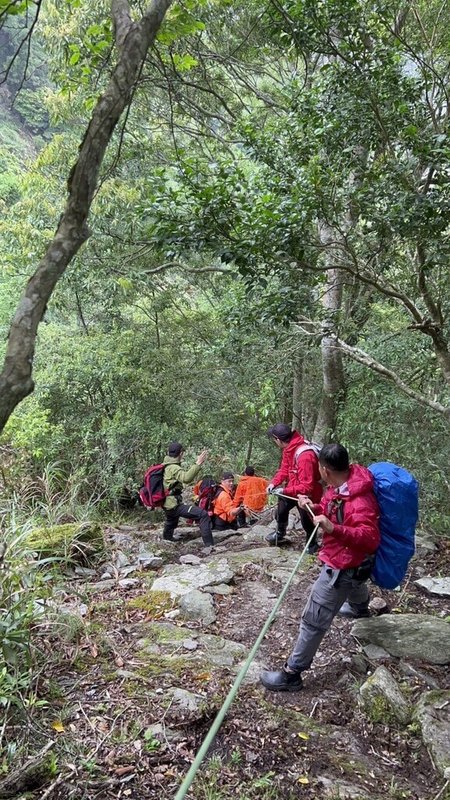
[414,531,437,555]
[414,691,450,776]
[244,524,274,540]
[26,522,104,563]
[178,589,216,625]
[224,547,311,584]
[352,614,450,665]
[414,577,450,597]
[316,777,371,799]
[166,687,205,715]
[137,622,247,669]
[151,559,235,597]
[359,666,411,724]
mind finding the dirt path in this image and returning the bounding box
[8,519,450,800]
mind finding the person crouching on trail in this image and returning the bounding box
[265,423,322,553]
[233,466,269,525]
[260,443,380,693]
[162,443,214,546]
[212,472,242,531]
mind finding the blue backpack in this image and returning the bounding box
[368,462,419,590]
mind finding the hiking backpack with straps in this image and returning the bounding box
[197,478,223,516]
[368,462,419,590]
[139,464,171,510]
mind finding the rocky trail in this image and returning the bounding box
[3,514,450,800]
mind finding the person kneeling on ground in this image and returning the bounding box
[233,466,269,526]
[212,472,241,531]
[260,443,380,692]
[162,443,214,546]
[266,423,322,553]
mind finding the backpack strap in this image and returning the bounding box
[294,441,322,464]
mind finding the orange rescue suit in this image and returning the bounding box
[234,475,268,512]
[212,484,237,523]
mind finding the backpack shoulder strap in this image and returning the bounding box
[294,441,321,463]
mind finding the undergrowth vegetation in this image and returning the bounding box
[0,513,54,721]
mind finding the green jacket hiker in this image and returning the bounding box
[161,442,214,547]
[163,456,202,510]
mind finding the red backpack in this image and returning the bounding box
[198,479,223,516]
[139,464,170,509]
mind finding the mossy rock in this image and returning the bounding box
[127,590,174,618]
[26,522,105,563]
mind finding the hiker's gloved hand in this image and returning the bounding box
[271,487,283,496]
[266,484,275,494]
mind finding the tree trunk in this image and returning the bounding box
[313,223,346,443]
[0,0,172,434]
[245,431,254,466]
[292,353,303,432]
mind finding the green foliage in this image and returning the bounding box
[0,520,54,708]
[0,0,448,533]
[13,88,49,133]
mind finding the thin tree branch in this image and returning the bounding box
[295,318,450,418]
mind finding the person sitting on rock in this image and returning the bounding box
[162,442,214,546]
[266,423,322,553]
[260,443,380,693]
[212,472,242,531]
[233,466,268,525]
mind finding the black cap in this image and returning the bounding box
[268,423,292,442]
[222,471,234,481]
[168,441,183,457]
[244,466,255,476]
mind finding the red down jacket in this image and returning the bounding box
[315,464,380,570]
[271,431,322,503]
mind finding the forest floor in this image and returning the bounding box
[3,516,450,800]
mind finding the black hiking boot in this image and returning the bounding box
[338,601,370,619]
[265,530,286,545]
[260,666,303,693]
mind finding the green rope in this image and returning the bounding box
[173,523,320,800]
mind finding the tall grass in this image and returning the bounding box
[7,461,107,526]
[0,506,58,705]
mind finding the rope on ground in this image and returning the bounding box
[173,522,320,800]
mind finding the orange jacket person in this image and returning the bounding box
[212,472,241,531]
[234,467,268,518]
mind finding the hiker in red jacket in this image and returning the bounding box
[265,423,322,553]
[260,443,380,692]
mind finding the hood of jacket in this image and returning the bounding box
[329,463,374,499]
[163,455,182,466]
[283,431,305,459]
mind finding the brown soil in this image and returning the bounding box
[5,522,450,800]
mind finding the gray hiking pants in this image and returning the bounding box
[286,563,369,673]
